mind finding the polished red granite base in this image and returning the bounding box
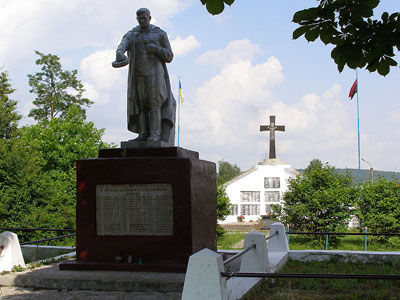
[60,147,216,272]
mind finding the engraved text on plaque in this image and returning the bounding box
[96,184,173,236]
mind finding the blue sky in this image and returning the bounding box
[1,0,399,172]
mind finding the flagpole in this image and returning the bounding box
[177,77,181,147]
[356,69,361,187]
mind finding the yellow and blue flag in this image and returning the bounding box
[179,79,184,105]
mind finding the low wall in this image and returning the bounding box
[21,245,75,263]
[289,250,400,264]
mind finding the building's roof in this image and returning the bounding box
[224,167,258,185]
[224,159,299,186]
[285,167,301,176]
[258,158,287,166]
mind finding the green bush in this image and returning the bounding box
[272,160,357,245]
[357,178,400,241]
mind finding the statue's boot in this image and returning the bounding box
[133,112,149,141]
[147,110,161,141]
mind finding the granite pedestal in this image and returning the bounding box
[60,147,216,272]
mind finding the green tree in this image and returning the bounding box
[217,160,241,185]
[28,51,93,122]
[0,105,108,242]
[0,137,42,231]
[21,105,108,228]
[304,158,323,174]
[200,0,399,76]
[356,178,400,246]
[23,105,106,173]
[272,161,357,244]
[216,184,231,238]
[0,69,21,139]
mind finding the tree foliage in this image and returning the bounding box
[216,184,231,238]
[22,105,106,173]
[0,69,21,139]
[0,137,42,230]
[200,0,399,76]
[200,0,235,15]
[28,51,93,122]
[217,160,241,185]
[0,105,107,242]
[304,158,323,174]
[272,161,357,243]
[292,0,399,76]
[216,160,237,239]
[356,178,400,245]
[217,184,231,221]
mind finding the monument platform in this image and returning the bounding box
[0,262,184,299]
[60,147,216,273]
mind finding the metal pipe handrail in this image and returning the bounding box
[223,231,279,265]
[221,272,400,280]
[287,232,400,236]
[0,227,76,233]
[266,231,279,240]
[223,243,256,265]
[20,233,76,245]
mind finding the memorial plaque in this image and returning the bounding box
[96,183,173,236]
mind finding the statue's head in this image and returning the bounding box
[136,8,151,28]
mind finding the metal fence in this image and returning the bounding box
[221,229,400,281]
[286,229,400,251]
[0,227,76,245]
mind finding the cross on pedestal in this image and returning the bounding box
[260,116,285,159]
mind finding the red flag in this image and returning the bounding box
[349,79,358,99]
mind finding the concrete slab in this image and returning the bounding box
[0,287,181,300]
[220,223,257,232]
[289,250,400,263]
[0,262,185,293]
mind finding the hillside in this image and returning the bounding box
[297,168,400,183]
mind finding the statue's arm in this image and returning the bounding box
[145,32,173,63]
[116,32,132,61]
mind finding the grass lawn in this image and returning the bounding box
[217,231,246,250]
[242,258,400,300]
[217,229,400,252]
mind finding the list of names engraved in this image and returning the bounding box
[96,184,173,236]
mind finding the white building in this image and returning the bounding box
[221,158,300,223]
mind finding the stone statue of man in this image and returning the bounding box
[112,8,176,144]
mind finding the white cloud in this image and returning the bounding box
[196,39,261,68]
[171,35,201,56]
[0,0,189,66]
[80,49,124,91]
[79,49,128,133]
[179,40,284,166]
[181,38,359,170]
[389,111,400,123]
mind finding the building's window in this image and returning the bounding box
[240,204,260,215]
[265,191,280,202]
[240,191,260,202]
[264,177,280,188]
[231,204,238,215]
[265,204,271,213]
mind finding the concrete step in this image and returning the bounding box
[221,222,257,232]
[0,287,182,299]
[0,263,185,295]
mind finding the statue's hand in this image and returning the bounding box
[144,43,158,54]
[116,52,127,62]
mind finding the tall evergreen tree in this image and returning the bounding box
[28,51,93,122]
[0,69,21,139]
